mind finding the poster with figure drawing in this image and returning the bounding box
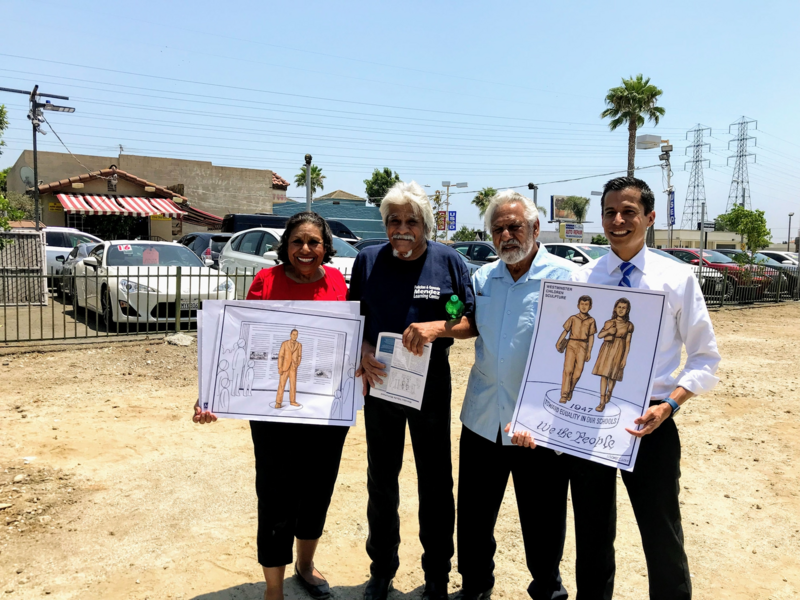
[199,301,364,426]
[508,280,667,470]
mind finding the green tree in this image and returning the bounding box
[591,234,609,245]
[451,225,482,242]
[0,192,25,250]
[471,187,497,218]
[716,206,772,252]
[294,164,326,198]
[0,167,10,193]
[560,196,591,223]
[0,105,8,158]
[601,74,666,177]
[363,168,401,207]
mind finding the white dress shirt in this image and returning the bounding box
[571,245,721,399]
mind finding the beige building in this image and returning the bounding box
[7,151,290,232]
[35,168,219,241]
[654,228,744,250]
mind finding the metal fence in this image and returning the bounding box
[0,231,47,306]
[0,263,797,344]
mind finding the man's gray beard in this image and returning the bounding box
[499,239,534,265]
[392,248,413,258]
[391,234,416,258]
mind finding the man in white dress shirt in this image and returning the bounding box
[567,176,720,599]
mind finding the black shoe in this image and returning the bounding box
[453,588,493,600]
[422,580,449,600]
[294,564,331,600]
[364,575,393,600]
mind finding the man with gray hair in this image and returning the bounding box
[455,190,613,600]
[350,181,477,600]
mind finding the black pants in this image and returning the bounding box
[457,425,617,600]
[250,420,349,568]
[621,417,690,600]
[363,368,454,582]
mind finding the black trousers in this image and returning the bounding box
[363,366,455,582]
[457,425,617,600]
[250,420,349,568]
[621,417,691,600]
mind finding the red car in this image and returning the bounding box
[661,248,772,300]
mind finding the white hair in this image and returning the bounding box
[483,190,540,232]
[379,181,435,239]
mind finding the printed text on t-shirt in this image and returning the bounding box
[413,285,441,300]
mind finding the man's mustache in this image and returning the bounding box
[392,234,416,242]
[500,240,521,250]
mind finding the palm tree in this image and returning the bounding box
[294,164,326,198]
[601,74,665,177]
[561,196,591,224]
[472,187,497,218]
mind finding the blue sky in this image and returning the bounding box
[1,0,798,240]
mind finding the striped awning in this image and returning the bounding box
[55,194,186,218]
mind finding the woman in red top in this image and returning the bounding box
[194,212,348,600]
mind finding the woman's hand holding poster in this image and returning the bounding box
[508,280,667,470]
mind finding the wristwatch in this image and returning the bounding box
[663,397,680,417]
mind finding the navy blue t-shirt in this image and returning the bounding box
[349,240,476,360]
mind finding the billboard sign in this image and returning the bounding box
[448,211,457,231]
[564,223,583,239]
[437,211,446,231]
[551,195,578,222]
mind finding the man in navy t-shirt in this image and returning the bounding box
[349,181,476,600]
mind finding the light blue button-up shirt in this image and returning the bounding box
[460,244,576,445]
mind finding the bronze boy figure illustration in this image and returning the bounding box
[556,295,597,403]
[592,298,634,412]
[276,329,302,408]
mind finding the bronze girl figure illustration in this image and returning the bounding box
[592,298,634,412]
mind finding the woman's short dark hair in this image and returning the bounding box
[600,177,655,215]
[276,212,336,265]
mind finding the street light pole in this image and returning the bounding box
[789,212,795,252]
[304,154,312,212]
[441,181,467,241]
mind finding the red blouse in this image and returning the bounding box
[246,264,348,301]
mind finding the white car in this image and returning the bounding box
[543,243,610,265]
[218,227,359,298]
[44,227,103,275]
[72,241,235,329]
[758,250,798,265]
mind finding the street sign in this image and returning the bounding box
[669,191,675,226]
[437,211,446,231]
[697,221,715,232]
[564,223,583,239]
[448,211,457,231]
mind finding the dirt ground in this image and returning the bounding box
[1,303,799,600]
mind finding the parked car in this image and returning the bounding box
[57,242,100,298]
[353,238,389,252]
[221,214,359,243]
[661,248,772,300]
[543,243,610,265]
[177,232,232,269]
[457,251,481,276]
[218,227,359,298]
[714,248,794,296]
[72,241,235,329]
[451,241,499,265]
[649,248,729,298]
[44,227,103,275]
[753,250,798,265]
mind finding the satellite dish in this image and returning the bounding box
[20,167,35,188]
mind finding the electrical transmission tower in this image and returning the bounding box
[726,116,757,212]
[681,124,711,231]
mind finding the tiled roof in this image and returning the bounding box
[314,190,365,201]
[37,168,188,203]
[272,172,290,189]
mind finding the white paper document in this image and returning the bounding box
[198,300,364,426]
[507,280,667,471]
[369,332,431,409]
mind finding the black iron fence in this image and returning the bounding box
[0,264,797,344]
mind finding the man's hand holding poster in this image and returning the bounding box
[508,279,667,470]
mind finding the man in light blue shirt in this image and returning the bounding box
[455,191,618,600]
